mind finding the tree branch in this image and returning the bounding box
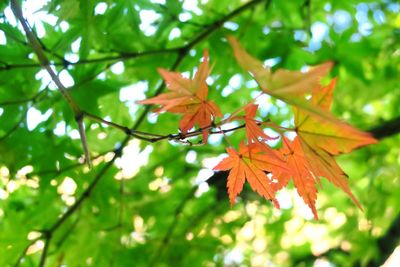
[79,109,400,146]
[0,48,179,71]
[25,150,109,179]
[292,212,400,267]
[184,0,265,51]
[0,107,28,141]
[38,232,51,267]
[0,23,67,63]
[148,187,197,267]
[0,76,49,107]
[365,213,400,266]
[11,0,91,166]
[14,237,41,267]
[10,1,79,114]
[207,116,400,189]
[84,109,248,144]
[369,116,400,139]
[301,0,312,36]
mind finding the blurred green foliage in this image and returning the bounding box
[0,0,399,266]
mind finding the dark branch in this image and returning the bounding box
[0,48,178,71]
[10,1,80,114]
[25,151,109,178]
[0,81,49,107]
[366,213,400,266]
[184,0,265,51]
[0,108,28,141]
[207,116,400,187]
[293,212,400,267]
[10,0,92,166]
[148,187,197,267]
[14,237,40,267]
[369,117,400,139]
[38,232,52,267]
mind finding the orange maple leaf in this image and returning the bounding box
[243,103,275,144]
[292,78,377,210]
[213,142,289,207]
[231,103,282,161]
[278,137,319,219]
[300,141,362,209]
[138,50,222,140]
[294,78,377,154]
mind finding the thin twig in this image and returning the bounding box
[0,23,67,63]
[301,0,312,37]
[0,48,179,71]
[38,232,52,267]
[369,116,400,139]
[181,201,222,237]
[0,86,48,107]
[0,108,28,141]
[0,96,36,107]
[54,217,81,249]
[148,187,197,267]
[26,150,109,178]
[85,110,249,143]
[14,237,41,267]
[76,115,91,168]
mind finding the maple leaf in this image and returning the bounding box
[227,36,336,121]
[242,103,274,144]
[299,140,362,209]
[292,79,377,209]
[179,98,222,141]
[278,137,319,219]
[232,103,282,161]
[294,78,377,154]
[213,142,289,207]
[138,50,222,140]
